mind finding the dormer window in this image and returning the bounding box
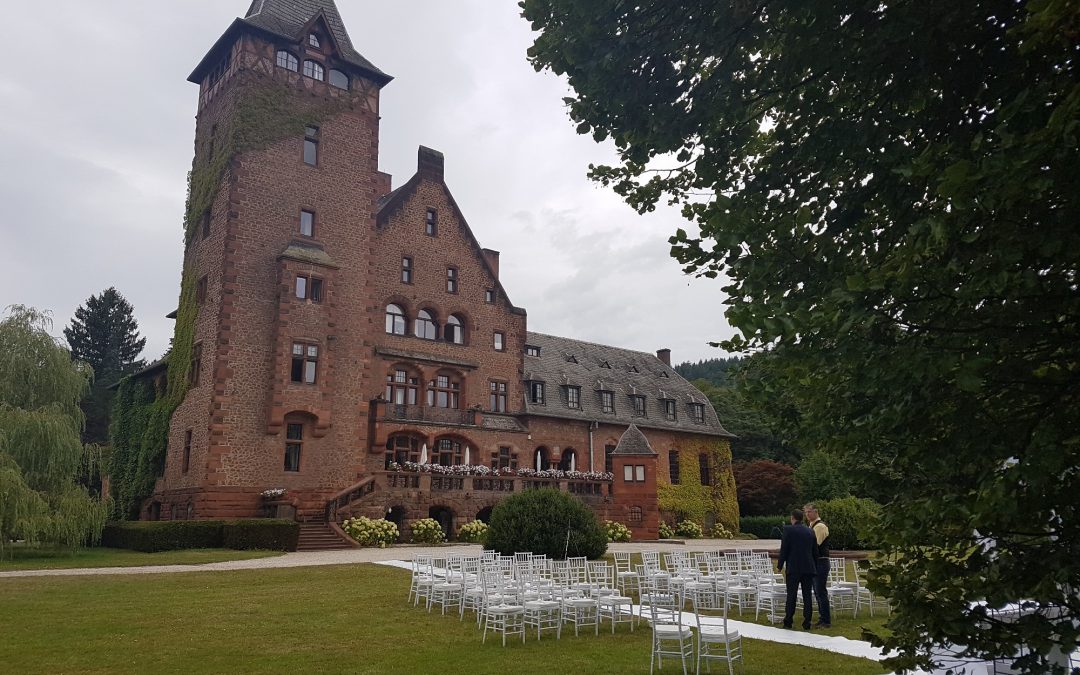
[525,345,540,357]
[630,395,646,417]
[664,399,677,421]
[528,381,546,405]
[690,403,706,424]
[600,390,615,414]
[308,34,321,48]
[566,386,581,410]
[276,51,299,72]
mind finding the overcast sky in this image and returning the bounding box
[0,0,736,366]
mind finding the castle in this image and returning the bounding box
[129,0,736,546]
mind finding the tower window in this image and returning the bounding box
[189,343,202,387]
[401,256,412,284]
[329,69,349,90]
[489,381,507,412]
[425,209,437,236]
[427,373,461,409]
[485,289,495,304]
[304,127,319,166]
[290,343,318,384]
[308,34,321,48]
[415,309,437,340]
[196,276,208,305]
[444,314,465,345]
[276,51,299,72]
[303,60,325,81]
[285,423,303,472]
[183,430,192,474]
[494,331,505,352]
[201,210,212,240]
[300,210,315,237]
[385,368,419,406]
[385,304,406,335]
[446,267,458,294]
[295,275,322,303]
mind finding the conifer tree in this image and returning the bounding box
[63,288,146,444]
[0,306,108,554]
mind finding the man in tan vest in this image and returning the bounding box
[804,503,832,627]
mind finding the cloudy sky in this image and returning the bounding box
[0,0,735,366]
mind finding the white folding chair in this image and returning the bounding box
[645,574,694,674]
[691,582,743,675]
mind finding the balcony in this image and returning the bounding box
[375,471,611,503]
[383,403,476,427]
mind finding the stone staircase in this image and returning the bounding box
[296,521,353,552]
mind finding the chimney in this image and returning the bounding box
[417,146,444,182]
[656,348,671,367]
[375,171,392,198]
[482,248,500,279]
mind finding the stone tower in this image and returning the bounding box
[155,0,393,519]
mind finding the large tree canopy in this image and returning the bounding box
[521,1,1079,672]
[0,306,108,554]
[64,287,146,445]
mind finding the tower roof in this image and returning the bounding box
[612,424,659,456]
[189,0,391,85]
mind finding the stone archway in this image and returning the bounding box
[387,505,407,540]
[476,506,494,523]
[559,448,577,472]
[429,505,454,539]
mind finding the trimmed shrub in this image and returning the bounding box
[733,459,797,516]
[410,518,446,544]
[603,520,632,543]
[100,521,224,552]
[342,517,398,548]
[222,519,298,551]
[658,521,675,539]
[486,489,607,559]
[710,522,734,539]
[675,520,704,539]
[739,515,787,539]
[456,520,489,544]
[813,496,881,550]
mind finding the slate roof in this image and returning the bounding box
[613,424,658,456]
[523,332,733,438]
[190,0,391,85]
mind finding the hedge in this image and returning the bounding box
[813,496,881,550]
[740,515,787,539]
[101,519,299,552]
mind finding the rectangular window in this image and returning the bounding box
[201,210,212,240]
[529,381,545,405]
[495,446,515,470]
[291,343,318,384]
[294,275,322,303]
[446,267,457,293]
[525,345,540,357]
[624,465,645,483]
[664,399,677,421]
[401,256,412,284]
[669,451,680,484]
[284,423,303,472]
[300,209,315,237]
[425,208,438,236]
[489,381,507,412]
[182,430,192,474]
[189,343,202,387]
[494,331,504,351]
[304,126,319,166]
[635,465,645,482]
[601,391,614,414]
[196,276,208,305]
[567,386,581,409]
[605,444,616,473]
[691,403,705,424]
[485,289,495,303]
[631,395,646,417]
[623,465,633,482]
[295,275,307,300]
[699,454,712,487]
[310,278,323,303]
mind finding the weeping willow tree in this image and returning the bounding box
[0,306,109,556]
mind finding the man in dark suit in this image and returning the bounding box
[777,508,820,630]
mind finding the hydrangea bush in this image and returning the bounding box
[456,519,489,544]
[603,520,632,543]
[410,517,446,544]
[710,522,734,539]
[675,520,704,539]
[342,516,398,548]
[658,521,675,539]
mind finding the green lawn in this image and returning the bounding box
[0,546,284,571]
[0,563,887,674]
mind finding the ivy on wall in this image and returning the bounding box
[111,75,356,517]
[656,439,740,532]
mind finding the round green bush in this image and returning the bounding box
[456,519,489,544]
[658,521,675,539]
[342,516,398,548]
[486,489,607,559]
[675,520,704,539]
[410,518,446,544]
[603,520,632,543]
[813,496,882,550]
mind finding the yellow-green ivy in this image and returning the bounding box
[656,439,740,532]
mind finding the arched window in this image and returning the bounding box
[385,367,419,405]
[303,60,325,81]
[445,314,465,345]
[559,448,577,472]
[276,51,298,72]
[534,446,550,471]
[435,438,463,466]
[284,415,311,472]
[308,33,321,48]
[329,69,349,90]
[427,371,461,409]
[629,506,643,524]
[415,309,437,340]
[385,434,420,468]
[385,304,406,335]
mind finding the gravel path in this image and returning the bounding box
[0,539,779,578]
